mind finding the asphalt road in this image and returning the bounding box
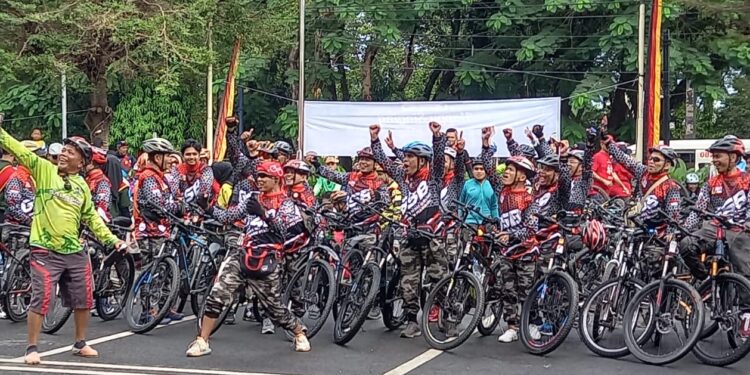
[0,309,747,375]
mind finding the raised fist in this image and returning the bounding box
[481,127,493,141]
[502,128,513,141]
[369,124,381,141]
[532,124,544,139]
[429,121,441,135]
[226,116,239,128]
[247,140,259,151]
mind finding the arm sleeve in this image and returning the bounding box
[431,134,447,182]
[317,166,350,186]
[607,141,646,181]
[0,129,52,183]
[581,146,595,194]
[507,139,520,157]
[227,128,258,180]
[93,181,113,222]
[372,138,405,187]
[557,159,572,211]
[393,148,405,161]
[664,184,682,234]
[481,146,501,191]
[82,188,119,246]
[212,199,248,224]
[684,183,710,231]
[5,178,29,223]
[140,176,181,216]
[510,201,537,242]
[199,167,214,197]
[535,140,554,159]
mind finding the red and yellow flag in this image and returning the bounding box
[645,0,663,148]
[213,39,241,161]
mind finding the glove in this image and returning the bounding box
[246,198,266,218]
[585,127,599,146]
[532,124,544,139]
[196,195,210,211]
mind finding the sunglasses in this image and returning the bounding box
[63,175,71,191]
[649,157,664,163]
[326,162,337,165]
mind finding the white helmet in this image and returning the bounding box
[685,173,700,184]
[444,147,457,159]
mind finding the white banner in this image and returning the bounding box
[303,98,560,157]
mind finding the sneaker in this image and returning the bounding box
[428,306,439,323]
[400,321,422,338]
[528,325,541,341]
[224,313,236,325]
[0,308,7,320]
[497,328,518,343]
[243,307,256,322]
[740,312,750,338]
[24,350,40,365]
[540,322,554,336]
[367,306,382,320]
[186,337,212,357]
[293,333,311,352]
[261,318,275,334]
[72,344,98,358]
[166,311,184,321]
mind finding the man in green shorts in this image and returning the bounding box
[0,114,125,365]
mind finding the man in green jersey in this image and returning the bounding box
[0,114,125,365]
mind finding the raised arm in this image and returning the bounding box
[0,129,54,183]
[480,127,502,191]
[606,138,646,180]
[370,125,405,187]
[316,164,351,186]
[683,183,710,231]
[81,188,119,247]
[429,122,446,182]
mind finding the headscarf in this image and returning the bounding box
[212,161,234,185]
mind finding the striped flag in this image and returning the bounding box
[213,39,241,161]
[645,0,663,148]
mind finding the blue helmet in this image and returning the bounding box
[402,141,433,159]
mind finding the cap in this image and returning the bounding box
[48,143,63,156]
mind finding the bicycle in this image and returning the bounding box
[0,223,31,322]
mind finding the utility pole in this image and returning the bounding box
[635,1,646,161]
[206,21,214,162]
[61,73,67,139]
[297,0,305,156]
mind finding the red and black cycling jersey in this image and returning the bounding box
[85,168,113,223]
[317,165,389,222]
[530,161,572,221]
[132,165,182,239]
[170,163,214,205]
[441,150,467,213]
[287,182,316,209]
[608,142,681,231]
[372,135,446,229]
[684,169,750,230]
[5,166,34,226]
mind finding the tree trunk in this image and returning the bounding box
[288,46,300,100]
[435,70,455,99]
[84,75,112,147]
[398,27,418,92]
[362,45,379,101]
[337,55,350,101]
[423,69,441,100]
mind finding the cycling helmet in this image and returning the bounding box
[63,136,92,165]
[258,142,277,155]
[275,141,293,156]
[402,141,433,159]
[356,146,374,159]
[648,145,678,163]
[536,155,559,171]
[21,140,42,154]
[616,142,632,155]
[48,142,63,156]
[685,173,700,184]
[91,146,108,165]
[582,219,607,253]
[283,159,311,175]
[142,137,177,155]
[257,161,284,179]
[569,150,584,161]
[708,135,745,156]
[444,147,457,159]
[471,157,484,167]
[506,155,536,177]
[517,144,536,159]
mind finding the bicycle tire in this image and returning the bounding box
[190,257,221,317]
[692,272,750,367]
[422,271,485,350]
[333,262,380,345]
[96,253,136,321]
[42,287,72,334]
[477,300,502,336]
[3,252,31,323]
[520,271,579,356]
[333,249,364,320]
[623,278,704,365]
[126,257,181,334]
[578,277,646,358]
[382,259,405,331]
[282,259,336,340]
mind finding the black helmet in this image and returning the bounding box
[708,135,745,156]
[275,141,293,156]
[471,157,484,167]
[648,145,678,164]
[517,144,536,159]
[537,155,560,171]
[63,136,92,165]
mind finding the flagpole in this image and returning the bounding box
[635,1,646,162]
[297,0,305,156]
[207,21,214,163]
[661,29,671,146]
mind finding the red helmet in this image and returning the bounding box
[91,146,108,165]
[256,161,284,179]
[582,219,607,253]
[506,155,536,177]
[283,159,311,175]
[357,147,374,159]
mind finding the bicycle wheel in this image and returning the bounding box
[692,273,750,367]
[42,286,72,334]
[283,259,336,340]
[520,271,579,356]
[477,299,502,336]
[623,278,704,365]
[334,249,365,320]
[382,258,405,331]
[96,253,136,321]
[3,252,31,322]
[190,257,222,317]
[125,257,181,334]
[422,271,485,350]
[333,262,380,345]
[578,277,648,358]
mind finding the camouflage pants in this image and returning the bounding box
[204,253,302,333]
[497,258,537,326]
[445,228,476,265]
[400,238,449,322]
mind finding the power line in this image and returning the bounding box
[561,78,638,100]
[2,108,89,122]
[238,85,297,103]
[307,60,634,75]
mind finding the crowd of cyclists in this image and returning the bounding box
[0,112,749,368]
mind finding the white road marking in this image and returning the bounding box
[0,365,152,375]
[10,315,197,361]
[0,359,284,375]
[382,348,443,375]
